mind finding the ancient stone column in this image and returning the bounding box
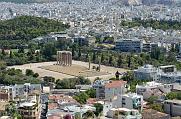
[57,51,72,66]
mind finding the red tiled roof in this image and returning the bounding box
[47,115,61,119]
[48,103,58,110]
[105,80,126,88]
[87,98,97,104]
[49,94,77,103]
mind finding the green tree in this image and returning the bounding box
[128,79,150,92]
[74,112,81,119]
[92,52,96,63]
[147,96,158,104]
[122,71,134,82]
[72,47,75,57]
[151,47,161,60]
[1,49,6,55]
[85,88,96,98]
[94,103,103,117]
[127,55,131,68]
[13,112,22,119]
[82,110,95,119]
[55,77,91,89]
[6,102,22,118]
[9,51,14,58]
[33,73,39,78]
[0,16,69,41]
[43,76,55,83]
[73,92,89,104]
[78,48,81,59]
[166,92,181,100]
[150,104,163,112]
[0,61,7,70]
[117,55,123,68]
[18,47,24,53]
[42,43,56,60]
[109,55,113,65]
[101,53,105,63]
[25,69,34,76]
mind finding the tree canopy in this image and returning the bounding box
[166,92,181,100]
[0,16,69,41]
[55,76,91,89]
[0,68,41,85]
[93,103,103,117]
[121,18,181,30]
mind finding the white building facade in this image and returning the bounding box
[113,93,143,112]
[134,64,158,81]
[115,38,143,53]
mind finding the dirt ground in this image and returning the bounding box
[8,60,128,81]
[40,64,110,77]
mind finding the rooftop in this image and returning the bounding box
[165,99,181,104]
[48,103,58,110]
[117,38,142,42]
[159,65,175,68]
[123,93,142,99]
[142,109,169,119]
[136,81,163,88]
[111,107,139,112]
[134,64,157,72]
[105,80,126,88]
[19,102,36,107]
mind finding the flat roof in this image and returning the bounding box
[165,100,181,104]
[111,108,138,112]
[123,93,142,98]
[20,102,36,107]
[159,65,175,68]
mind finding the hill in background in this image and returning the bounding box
[0,16,69,41]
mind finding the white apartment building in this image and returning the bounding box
[0,83,41,101]
[113,93,143,112]
[134,64,158,80]
[105,81,127,101]
[93,80,127,101]
[18,95,41,119]
[134,64,181,84]
[157,72,181,84]
[115,38,143,53]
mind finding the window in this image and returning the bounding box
[24,112,29,115]
[122,98,126,105]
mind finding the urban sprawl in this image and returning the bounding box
[0,0,181,119]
